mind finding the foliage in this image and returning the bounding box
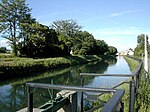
[134,34,149,58]
[0,53,14,58]
[125,56,150,111]
[18,22,63,58]
[124,56,139,72]
[72,31,110,55]
[107,46,118,55]
[123,56,139,111]
[17,19,117,57]
[135,76,150,112]
[0,47,7,53]
[51,19,82,54]
[0,0,31,56]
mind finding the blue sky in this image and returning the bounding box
[1,0,150,51]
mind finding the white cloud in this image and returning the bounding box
[0,39,9,48]
[110,9,142,17]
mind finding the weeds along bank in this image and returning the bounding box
[0,54,115,77]
[124,56,150,112]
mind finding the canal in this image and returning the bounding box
[0,56,131,112]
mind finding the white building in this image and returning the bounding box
[119,49,134,56]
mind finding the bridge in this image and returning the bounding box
[23,56,143,112]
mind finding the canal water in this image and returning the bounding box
[0,56,131,112]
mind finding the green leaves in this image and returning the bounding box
[135,77,150,112]
[0,0,31,56]
[134,34,149,58]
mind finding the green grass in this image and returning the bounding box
[124,56,139,72]
[0,54,103,75]
[125,56,150,112]
[123,56,139,111]
[135,74,150,112]
[0,53,15,58]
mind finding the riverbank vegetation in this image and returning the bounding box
[125,56,150,112]
[134,34,150,58]
[121,56,139,111]
[135,75,150,112]
[133,34,150,111]
[0,55,101,74]
[0,54,117,78]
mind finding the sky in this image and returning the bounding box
[1,0,150,51]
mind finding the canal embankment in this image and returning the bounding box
[0,54,116,79]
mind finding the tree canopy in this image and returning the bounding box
[134,34,149,57]
[0,0,31,56]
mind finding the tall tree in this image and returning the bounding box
[18,22,60,58]
[0,0,31,56]
[134,34,149,57]
[51,19,82,54]
[72,31,109,55]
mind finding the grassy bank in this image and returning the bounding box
[123,56,139,111]
[0,54,116,76]
[0,55,102,74]
[135,76,150,112]
[124,56,150,112]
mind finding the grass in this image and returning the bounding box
[0,53,15,58]
[0,54,104,76]
[125,56,150,112]
[135,73,150,112]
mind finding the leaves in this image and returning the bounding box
[0,0,31,55]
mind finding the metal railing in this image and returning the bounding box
[80,57,143,112]
[26,83,125,112]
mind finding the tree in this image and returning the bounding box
[18,22,60,58]
[72,31,109,55]
[107,46,118,55]
[0,0,31,56]
[134,34,149,57]
[95,40,108,55]
[51,19,82,54]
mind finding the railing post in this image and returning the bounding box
[81,76,84,112]
[27,86,33,112]
[129,77,135,112]
[139,63,143,82]
[120,101,124,112]
[135,72,139,95]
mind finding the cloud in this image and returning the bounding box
[0,39,9,47]
[110,9,142,17]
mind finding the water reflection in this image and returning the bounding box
[0,56,131,112]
